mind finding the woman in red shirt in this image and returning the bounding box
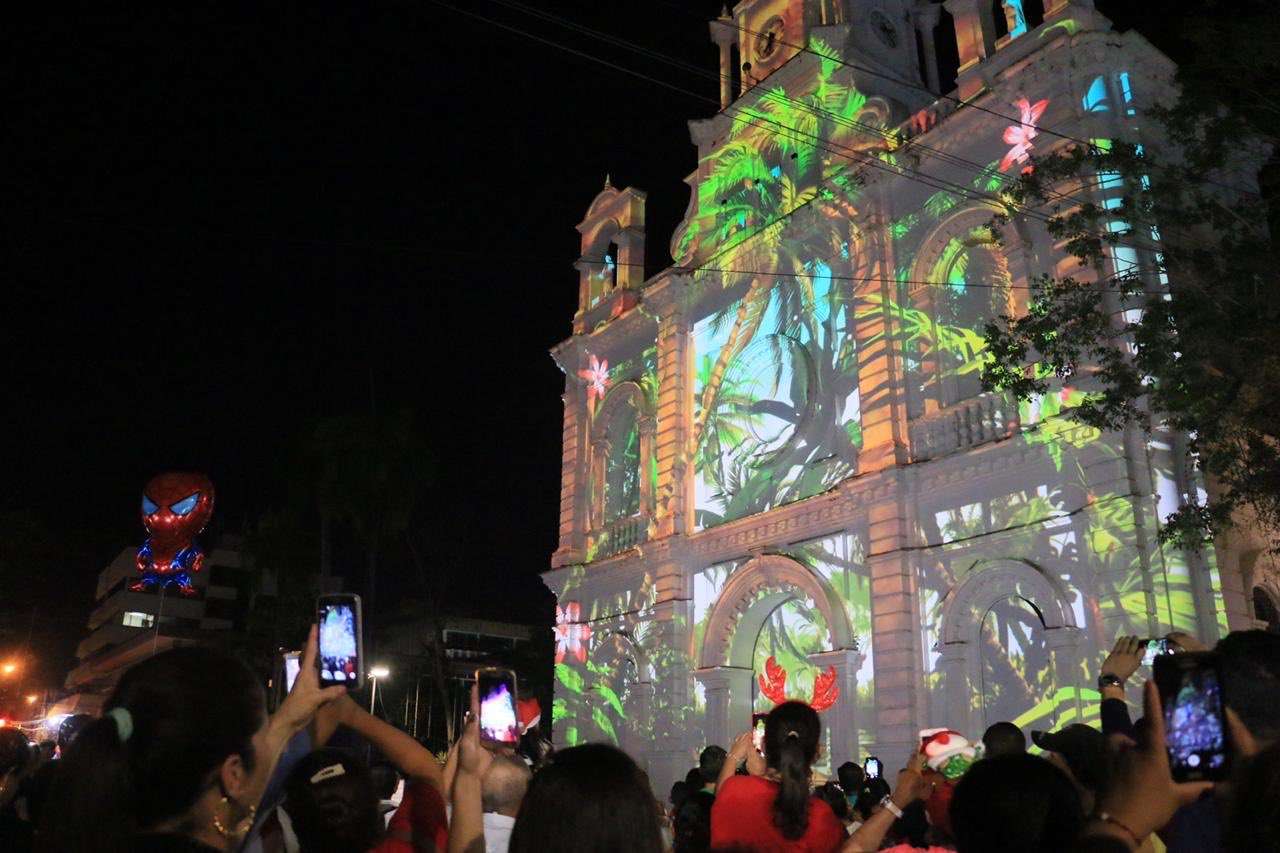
[710,701,845,852]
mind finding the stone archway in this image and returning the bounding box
[934,558,1082,735]
[694,554,862,763]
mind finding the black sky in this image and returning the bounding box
[7,1,1187,687]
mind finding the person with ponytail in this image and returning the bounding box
[38,625,343,853]
[710,701,845,852]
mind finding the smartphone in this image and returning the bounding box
[477,667,520,747]
[1154,652,1231,782]
[751,712,768,754]
[1142,637,1173,667]
[863,756,883,780]
[317,594,364,687]
[283,650,301,693]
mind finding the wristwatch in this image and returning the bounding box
[1097,673,1125,690]
[879,795,904,819]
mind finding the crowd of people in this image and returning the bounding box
[0,624,1275,852]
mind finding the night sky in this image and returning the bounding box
[7,1,1186,690]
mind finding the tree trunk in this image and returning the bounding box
[692,276,771,453]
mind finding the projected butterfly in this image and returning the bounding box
[757,655,839,712]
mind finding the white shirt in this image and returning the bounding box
[482,812,516,853]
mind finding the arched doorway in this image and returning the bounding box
[978,594,1053,730]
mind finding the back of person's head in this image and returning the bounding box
[669,779,691,810]
[1225,740,1280,853]
[949,754,1085,853]
[836,760,864,793]
[57,714,94,752]
[369,762,401,801]
[284,748,382,853]
[853,783,881,821]
[698,745,726,786]
[763,701,821,840]
[0,728,30,774]
[1031,724,1107,793]
[482,752,532,817]
[815,782,851,822]
[684,767,704,789]
[508,743,663,853]
[1216,630,1280,745]
[982,721,1026,758]
[42,646,266,852]
[887,800,931,849]
[672,789,714,853]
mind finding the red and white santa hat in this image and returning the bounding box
[517,697,542,732]
[918,728,979,772]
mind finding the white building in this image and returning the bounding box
[542,0,1279,791]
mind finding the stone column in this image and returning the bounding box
[694,666,755,751]
[808,647,865,767]
[551,340,588,567]
[613,225,645,291]
[709,13,737,111]
[936,641,973,735]
[854,212,910,475]
[646,275,695,538]
[1044,626,1083,729]
[913,1,943,93]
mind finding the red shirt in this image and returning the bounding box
[372,780,449,853]
[710,775,845,853]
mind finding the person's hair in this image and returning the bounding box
[698,745,726,785]
[0,728,30,774]
[41,646,266,852]
[853,783,882,821]
[887,800,931,849]
[684,767,704,789]
[836,760,864,793]
[283,748,383,853]
[982,721,1026,758]
[672,789,714,853]
[1225,740,1280,853]
[763,701,821,840]
[481,752,532,815]
[1216,630,1280,744]
[508,743,663,853]
[369,762,401,801]
[949,754,1085,853]
[669,779,691,810]
[815,782,851,822]
[57,714,94,752]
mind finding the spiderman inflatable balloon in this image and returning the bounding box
[131,472,215,596]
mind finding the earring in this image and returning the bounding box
[212,795,258,839]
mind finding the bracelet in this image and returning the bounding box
[1097,673,1126,690]
[1095,812,1142,848]
[878,795,904,819]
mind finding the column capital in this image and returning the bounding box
[693,665,753,691]
[807,646,864,672]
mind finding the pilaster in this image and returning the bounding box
[854,211,910,474]
[808,647,865,767]
[693,665,754,754]
[646,275,695,539]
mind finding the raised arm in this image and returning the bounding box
[448,690,493,853]
[326,693,445,791]
[841,752,930,853]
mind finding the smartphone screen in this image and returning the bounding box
[1155,653,1230,782]
[477,667,520,747]
[1142,637,1171,667]
[864,756,882,780]
[751,713,768,754]
[283,651,301,693]
[317,594,363,687]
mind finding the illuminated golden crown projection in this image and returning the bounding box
[544,2,1242,791]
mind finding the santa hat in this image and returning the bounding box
[918,728,981,779]
[517,697,542,732]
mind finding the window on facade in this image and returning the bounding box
[588,242,619,309]
[1254,586,1280,633]
[602,402,641,523]
[122,611,155,628]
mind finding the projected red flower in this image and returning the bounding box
[554,602,593,664]
[577,355,610,407]
[756,655,839,712]
[999,97,1049,174]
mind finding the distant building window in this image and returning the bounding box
[122,611,155,628]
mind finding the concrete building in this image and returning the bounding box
[57,536,257,714]
[542,0,1279,791]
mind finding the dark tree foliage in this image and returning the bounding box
[983,0,1280,549]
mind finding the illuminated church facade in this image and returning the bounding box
[543,0,1277,788]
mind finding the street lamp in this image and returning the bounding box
[1,662,16,676]
[25,695,37,704]
[368,666,390,714]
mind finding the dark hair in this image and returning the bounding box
[763,701,821,840]
[698,745,726,784]
[508,743,663,853]
[669,779,691,810]
[368,762,401,801]
[815,782,851,822]
[284,748,383,853]
[1216,630,1280,743]
[836,760,864,793]
[40,646,266,852]
[684,767,704,790]
[982,721,1026,758]
[1225,741,1280,853]
[57,714,94,752]
[853,783,883,821]
[949,754,1085,853]
[0,728,30,774]
[888,800,931,849]
[673,789,714,853]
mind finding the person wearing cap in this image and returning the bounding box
[1033,725,1109,814]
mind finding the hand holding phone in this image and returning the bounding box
[1154,652,1231,782]
[476,667,520,748]
[317,594,364,688]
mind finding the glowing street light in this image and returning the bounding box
[25,695,37,704]
[1,662,17,676]
[368,665,390,713]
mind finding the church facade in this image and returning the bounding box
[543,0,1274,789]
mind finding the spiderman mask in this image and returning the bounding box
[132,472,215,596]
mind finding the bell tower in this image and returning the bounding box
[710,0,935,110]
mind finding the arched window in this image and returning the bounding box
[602,401,641,523]
[933,237,1010,405]
[588,241,619,309]
[1254,586,1280,633]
